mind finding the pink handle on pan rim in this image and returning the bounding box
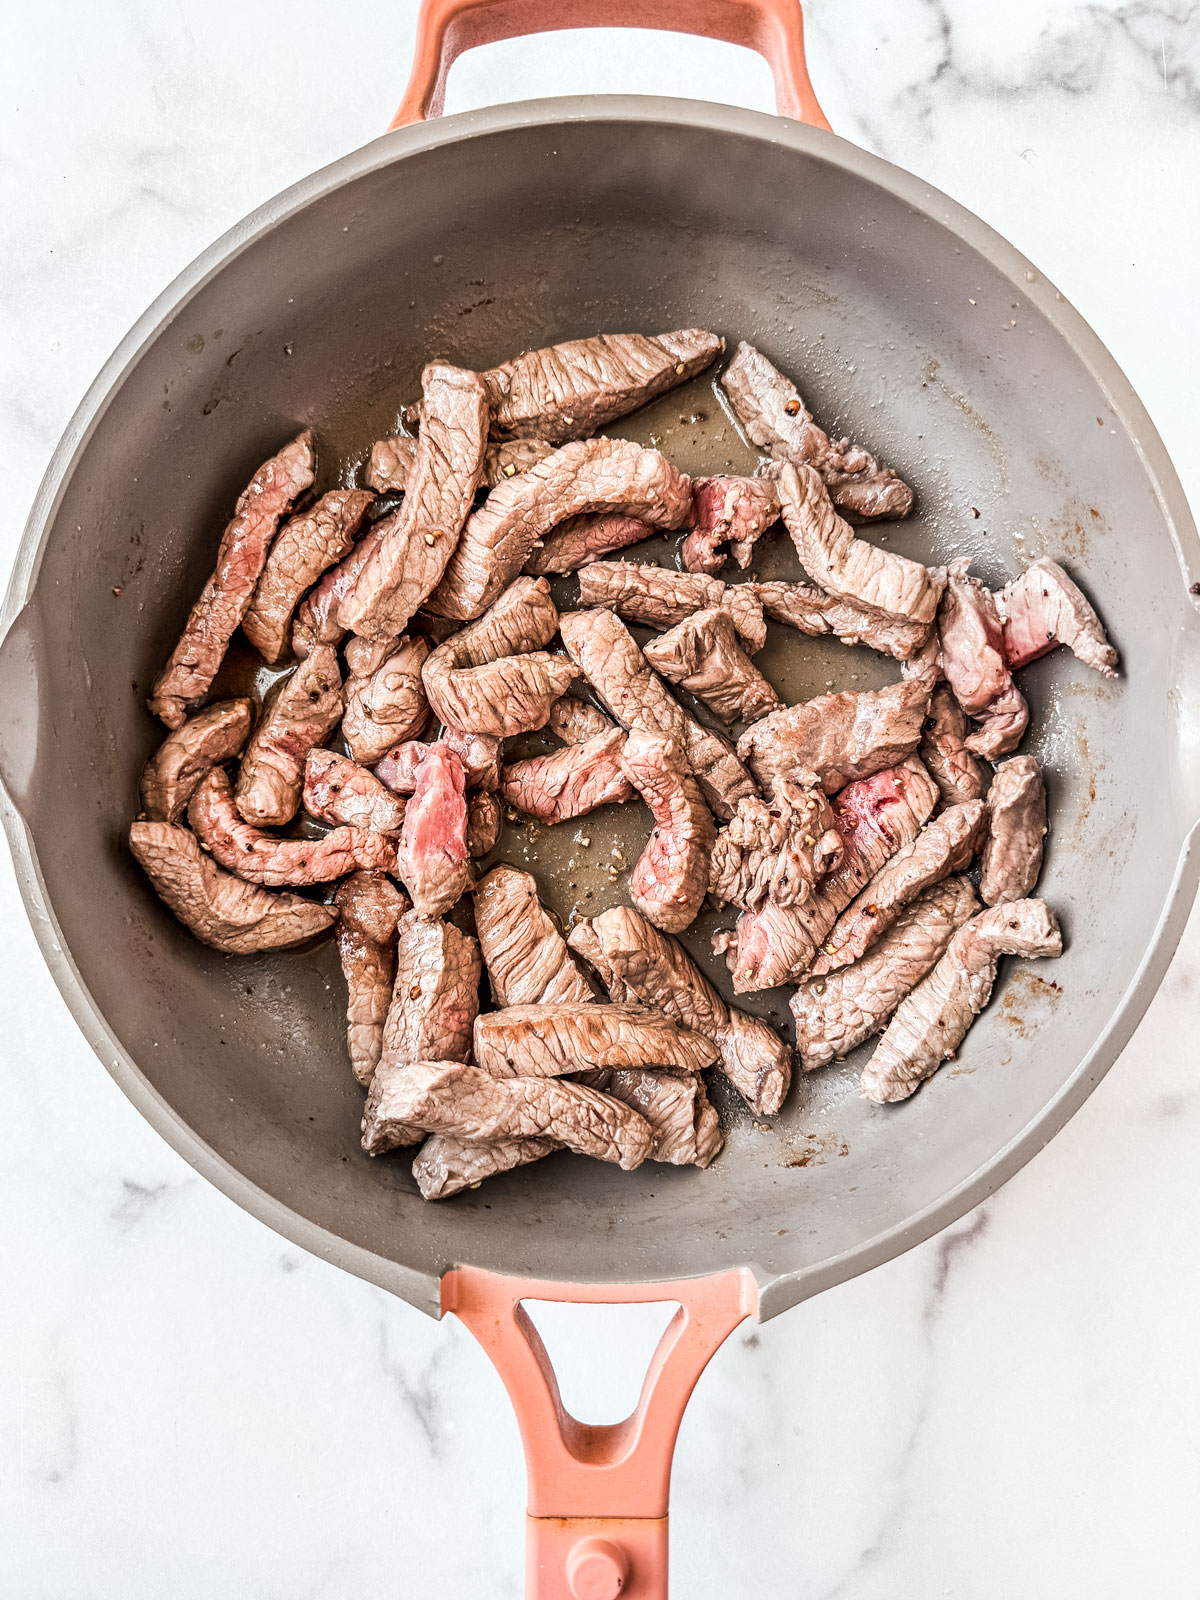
[390,0,831,130]
[443,1266,759,1597]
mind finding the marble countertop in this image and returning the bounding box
[4,3,1199,1595]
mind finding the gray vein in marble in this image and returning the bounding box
[374,1303,452,1455]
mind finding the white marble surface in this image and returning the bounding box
[3,3,1199,1595]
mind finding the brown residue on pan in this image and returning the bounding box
[783,1131,850,1168]
[999,968,1064,1039]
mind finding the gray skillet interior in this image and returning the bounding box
[2,101,1198,1321]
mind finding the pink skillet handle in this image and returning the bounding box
[390,0,832,130]
[442,1265,759,1598]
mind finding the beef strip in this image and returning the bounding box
[365,435,417,493]
[568,904,791,1115]
[338,362,488,639]
[411,1134,560,1198]
[362,1059,654,1169]
[737,674,931,796]
[480,328,723,442]
[750,580,933,662]
[498,727,633,823]
[938,559,1029,759]
[375,729,502,794]
[385,912,481,1066]
[573,1068,723,1167]
[682,476,780,574]
[342,635,432,764]
[474,1002,717,1079]
[558,608,755,819]
[371,435,557,493]
[998,557,1118,676]
[243,489,374,663]
[707,779,842,911]
[129,821,336,953]
[393,744,471,916]
[473,864,595,1007]
[810,798,988,974]
[334,872,408,1084]
[979,755,1047,906]
[920,683,987,806]
[303,748,407,835]
[525,511,655,575]
[234,645,342,827]
[139,699,254,823]
[149,432,315,727]
[643,608,780,724]
[721,342,913,521]
[862,899,1063,1102]
[576,561,767,652]
[621,732,716,934]
[792,877,979,1070]
[547,695,614,744]
[190,768,395,884]
[427,437,692,620]
[466,791,502,857]
[292,523,385,658]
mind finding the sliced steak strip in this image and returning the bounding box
[139,699,254,823]
[480,328,723,442]
[365,434,417,493]
[999,557,1118,676]
[621,732,716,934]
[411,1134,560,1198]
[682,476,780,574]
[342,635,432,764]
[707,779,842,911]
[558,608,755,819]
[577,561,767,652]
[862,899,1063,1103]
[979,755,1047,906]
[243,489,374,663]
[474,864,595,1007]
[474,1003,717,1079]
[643,608,780,724]
[362,1059,654,1169]
[920,683,987,806]
[339,362,488,639]
[792,877,979,1070]
[385,912,481,1067]
[427,437,692,620]
[292,523,385,658]
[547,695,614,744]
[738,675,931,796]
[394,744,471,916]
[525,512,654,575]
[938,559,1029,759]
[751,579,932,662]
[810,799,988,974]
[499,728,633,824]
[568,904,790,1115]
[334,872,408,1085]
[372,435,556,494]
[150,432,315,727]
[574,1068,723,1167]
[466,791,502,857]
[303,749,407,836]
[721,342,913,521]
[129,821,336,953]
[190,769,395,884]
[235,645,342,827]
[375,730,502,794]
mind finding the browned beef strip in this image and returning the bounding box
[473,864,595,1007]
[810,799,988,974]
[499,727,633,824]
[682,476,780,574]
[573,1068,723,1167]
[721,343,913,521]
[480,328,723,442]
[338,363,488,639]
[375,730,502,795]
[342,635,432,764]
[243,489,374,663]
[547,695,614,744]
[427,438,693,620]
[525,512,655,575]
[643,608,780,724]
[938,559,1029,759]
[334,872,408,1085]
[920,683,987,806]
[129,820,336,953]
[707,779,842,911]
[568,905,790,1115]
[558,608,755,819]
[139,699,254,823]
[411,1134,560,1198]
[792,877,979,1070]
[862,899,1063,1102]
[621,732,716,934]
[365,435,417,493]
[234,646,342,827]
[292,523,385,658]
[474,1003,717,1079]
[999,558,1117,677]
[191,768,395,885]
[149,433,315,727]
[393,744,471,916]
[750,579,933,662]
[738,675,931,796]
[362,1059,654,1169]
[385,912,481,1067]
[368,435,555,494]
[303,748,407,835]
[466,791,502,857]
[979,755,1047,906]
[576,562,767,652]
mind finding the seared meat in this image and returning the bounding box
[243,489,373,662]
[738,675,930,796]
[190,769,394,884]
[792,877,979,1070]
[373,435,560,495]
[375,730,501,794]
[342,635,432,764]
[525,512,654,575]
[979,755,1047,906]
[558,608,755,818]
[291,523,384,658]
[385,912,481,1067]
[547,695,614,744]
[682,476,780,573]
[235,645,342,826]
[751,580,932,663]
[393,744,471,916]
[577,561,767,652]
[499,727,633,823]
[721,343,913,521]
[303,748,406,835]
[643,608,780,724]
[862,899,1063,1102]
[938,559,1029,759]
[149,432,314,727]
[574,1068,723,1167]
[365,435,417,493]
[334,872,408,1084]
[568,904,791,1115]
[621,732,716,934]
[474,1002,717,1079]
[473,864,595,1006]
[139,699,253,823]
[466,791,502,857]
[920,683,987,806]
[339,362,488,639]
[810,798,988,974]
[411,1134,559,1198]
[480,328,723,442]
[362,1059,654,1169]
[427,437,692,620]
[707,779,842,911]
[999,557,1118,677]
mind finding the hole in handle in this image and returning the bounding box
[521,1299,682,1426]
